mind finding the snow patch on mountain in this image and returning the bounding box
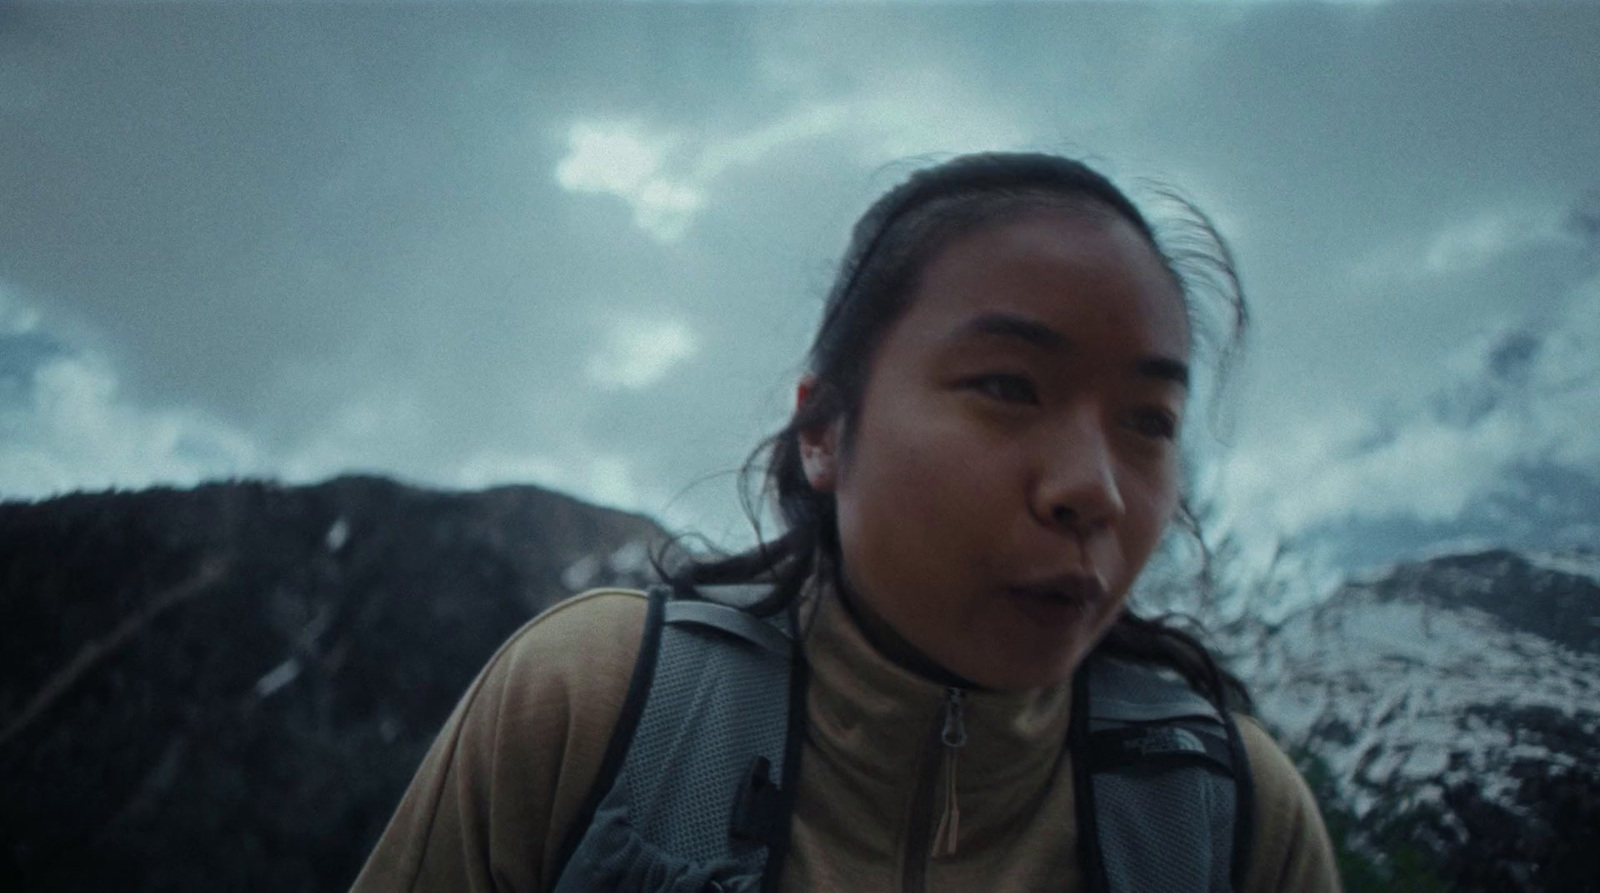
[1520,548,1600,584]
[1236,547,1600,882]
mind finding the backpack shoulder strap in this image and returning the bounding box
[550,583,805,893]
[662,596,791,656]
[1071,656,1253,893]
[551,584,670,884]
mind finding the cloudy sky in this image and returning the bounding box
[2,0,1597,603]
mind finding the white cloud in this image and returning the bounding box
[554,120,672,195]
[0,283,691,518]
[1214,271,1600,550]
[0,285,266,499]
[585,315,699,391]
[0,287,42,334]
[1226,407,1518,534]
[553,64,1027,244]
[1353,205,1574,284]
[277,391,430,484]
[1422,212,1521,275]
[0,352,263,500]
[453,449,567,491]
[553,121,706,243]
[629,178,706,244]
[454,447,650,514]
[844,75,1028,161]
[1519,279,1600,468]
[583,454,641,509]
[692,102,849,175]
[551,106,847,244]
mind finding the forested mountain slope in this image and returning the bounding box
[0,477,663,891]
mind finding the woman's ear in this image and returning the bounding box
[796,376,840,493]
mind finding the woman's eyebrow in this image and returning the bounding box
[949,312,1069,352]
[947,312,1189,389]
[1136,356,1190,389]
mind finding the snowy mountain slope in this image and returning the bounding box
[1236,548,1600,890]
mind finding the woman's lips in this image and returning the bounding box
[1004,575,1106,630]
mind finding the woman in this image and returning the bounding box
[351,153,1341,892]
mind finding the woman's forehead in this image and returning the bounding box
[903,211,1190,356]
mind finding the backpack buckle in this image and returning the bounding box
[728,755,780,844]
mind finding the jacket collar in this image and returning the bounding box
[799,581,1074,798]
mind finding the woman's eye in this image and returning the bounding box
[970,374,1039,405]
[1130,408,1179,441]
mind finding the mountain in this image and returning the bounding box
[0,476,667,892]
[5,478,1597,891]
[1234,548,1600,892]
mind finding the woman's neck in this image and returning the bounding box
[831,570,984,692]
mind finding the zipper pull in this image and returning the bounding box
[932,687,967,857]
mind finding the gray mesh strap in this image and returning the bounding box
[664,599,791,655]
[1085,658,1239,893]
[1091,746,1236,893]
[1088,658,1222,723]
[556,588,793,893]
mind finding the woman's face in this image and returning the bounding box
[801,210,1189,691]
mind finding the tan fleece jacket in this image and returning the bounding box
[351,588,1341,892]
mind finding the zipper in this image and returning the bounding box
[901,687,969,893]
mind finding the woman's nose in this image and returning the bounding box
[1032,413,1126,534]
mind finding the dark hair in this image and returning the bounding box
[660,152,1250,709]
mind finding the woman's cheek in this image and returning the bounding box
[1121,471,1181,565]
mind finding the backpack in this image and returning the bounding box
[551,584,1254,893]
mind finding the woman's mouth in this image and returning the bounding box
[1004,575,1106,629]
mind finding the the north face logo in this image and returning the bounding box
[1123,727,1207,758]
